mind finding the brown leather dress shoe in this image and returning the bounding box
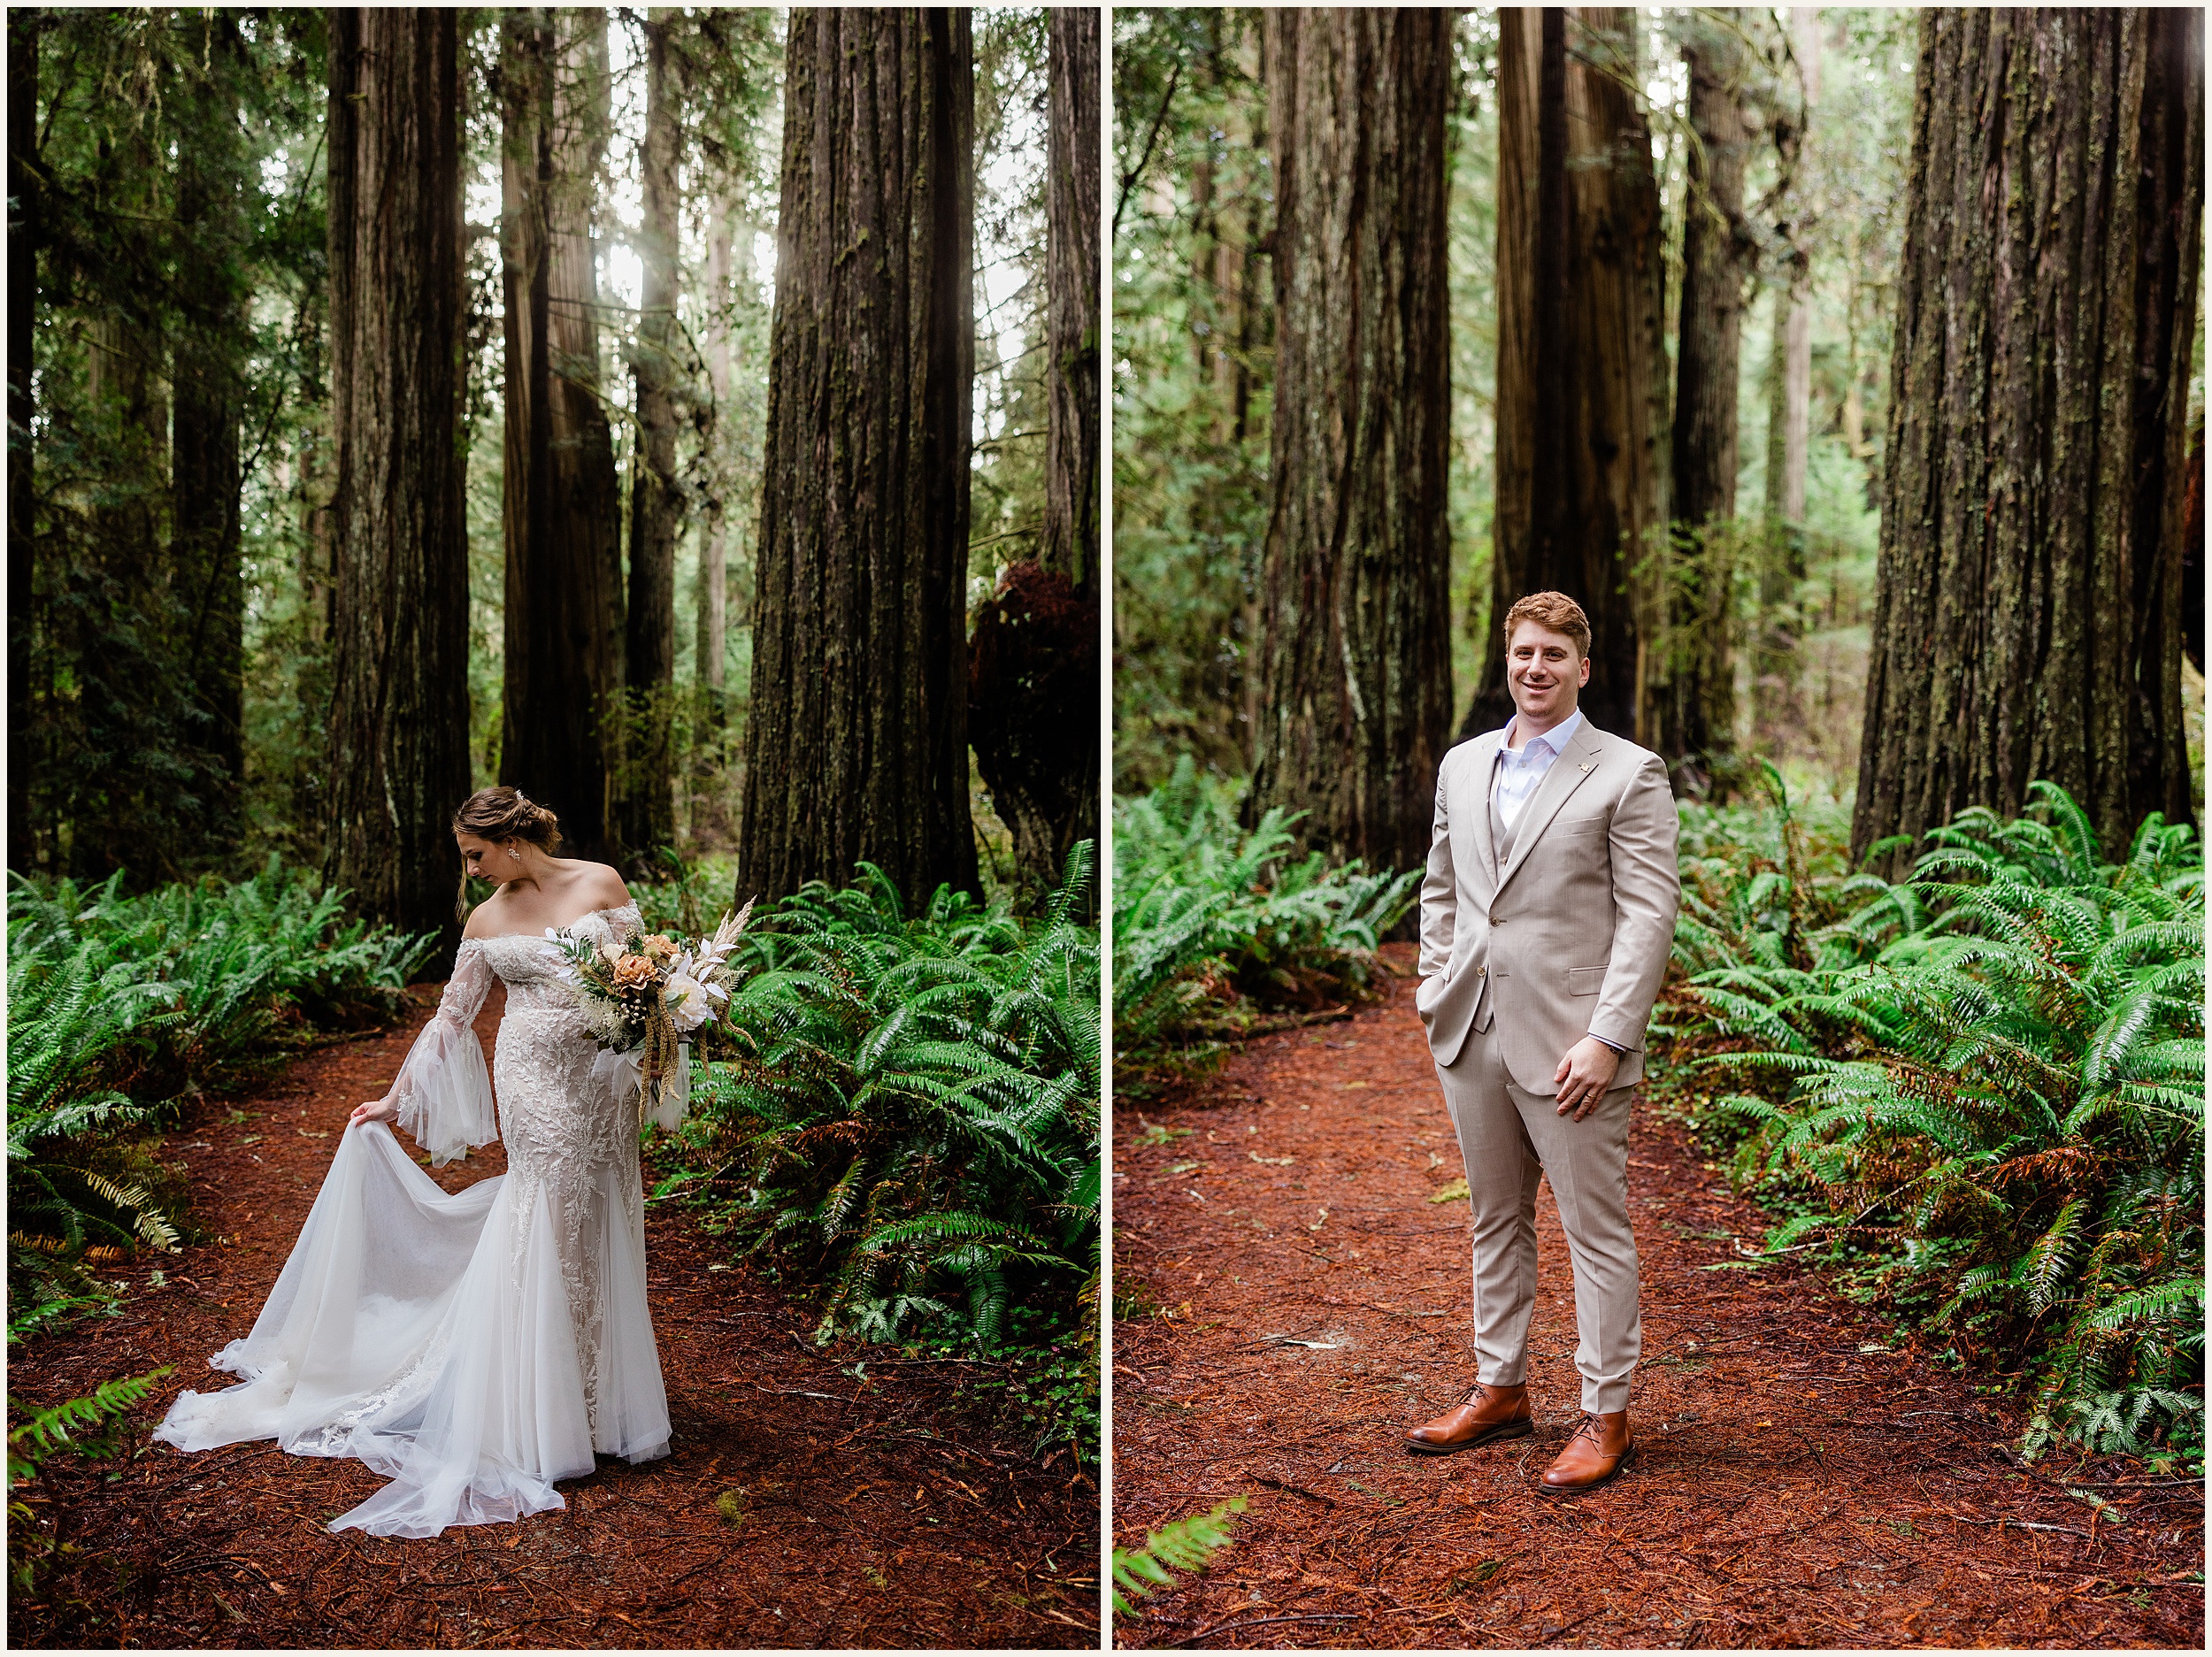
[1539,1410,1632,1493]
[1404,1382,1533,1455]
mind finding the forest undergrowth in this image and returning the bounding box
[8,851,1104,1605]
[1661,775,2205,1474]
[637,844,1103,1467]
[1112,756,1418,1097]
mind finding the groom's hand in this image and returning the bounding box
[1553,1037,1620,1121]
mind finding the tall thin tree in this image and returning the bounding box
[971,5,1101,896]
[740,9,976,909]
[500,7,625,862]
[8,9,40,871]
[621,6,682,866]
[1652,10,1753,793]
[324,7,472,952]
[1854,8,2202,867]
[1467,7,1664,741]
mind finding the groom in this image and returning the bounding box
[1404,591,1679,1493]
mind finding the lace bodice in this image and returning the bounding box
[479,901,641,1013]
[389,902,642,1164]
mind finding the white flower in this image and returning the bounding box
[665,973,712,1033]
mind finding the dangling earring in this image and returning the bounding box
[510,847,522,863]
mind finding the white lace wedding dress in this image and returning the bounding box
[153,903,672,1538]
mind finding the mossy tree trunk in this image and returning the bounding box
[1466,7,1665,744]
[619,7,682,868]
[500,7,625,863]
[1853,7,2203,868]
[971,5,1101,900]
[1247,6,1454,875]
[1651,12,1752,794]
[740,8,976,909]
[324,7,472,955]
[1042,4,1100,605]
[5,9,33,871]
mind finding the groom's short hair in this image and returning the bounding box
[1503,591,1592,659]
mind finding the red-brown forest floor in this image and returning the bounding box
[11,980,1099,1650]
[1110,952,2204,1650]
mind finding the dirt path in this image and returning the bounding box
[12,982,1099,1650]
[1110,953,2203,1650]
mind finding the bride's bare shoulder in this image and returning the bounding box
[566,861,634,912]
[460,891,511,940]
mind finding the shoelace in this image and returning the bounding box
[1567,1412,1607,1446]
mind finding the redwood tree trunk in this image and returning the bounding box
[324,8,472,954]
[1247,7,1453,875]
[740,8,976,909]
[621,7,681,866]
[9,11,38,871]
[1654,12,1752,792]
[691,208,734,840]
[1853,7,2203,868]
[171,371,243,786]
[500,7,625,862]
[1041,4,1100,602]
[970,5,1101,898]
[1466,7,1664,742]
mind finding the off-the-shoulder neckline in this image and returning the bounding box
[461,900,640,947]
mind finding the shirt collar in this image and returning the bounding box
[1501,706,1585,758]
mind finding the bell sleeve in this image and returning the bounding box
[388,942,499,1166]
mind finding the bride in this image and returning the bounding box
[154,786,673,1537]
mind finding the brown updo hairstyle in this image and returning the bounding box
[451,786,564,918]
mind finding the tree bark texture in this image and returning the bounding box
[1248,7,1453,876]
[171,370,243,784]
[500,7,625,863]
[1854,7,2203,867]
[696,211,733,703]
[1467,8,1665,742]
[967,4,1101,900]
[9,10,38,871]
[620,8,682,866]
[1042,4,1100,601]
[324,8,472,955]
[1653,13,1752,788]
[969,561,1098,897]
[740,8,977,910]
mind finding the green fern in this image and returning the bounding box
[6,862,433,1316]
[1114,758,1417,1082]
[1112,1495,1248,1617]
[1666,781,2204,1465]
[661,845,1100,1366]
[7,1364,174,1593]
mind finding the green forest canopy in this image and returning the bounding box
[12,6,1056,889]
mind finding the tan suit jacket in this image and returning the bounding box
[1414,715,1679,1088]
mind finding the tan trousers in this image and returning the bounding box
[1434,1024,1640,1414]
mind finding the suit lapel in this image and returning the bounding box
[1494,721,1605,900]
[1464,733,1501,901]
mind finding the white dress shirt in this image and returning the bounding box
[1490,706,1586,832]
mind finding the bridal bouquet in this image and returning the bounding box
[547,902,753,1128]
